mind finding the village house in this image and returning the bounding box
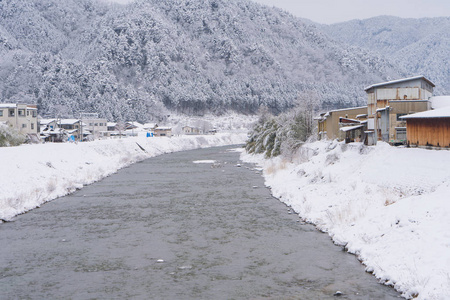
[81,113,108,139]
[153,126,172,137]
[400,104,450,148]
[0,103,38,135]
[182,125,203,135]
[365,75,434,144]
[58,119,86,141]
[39,119,67,142]
[316,106,368,141]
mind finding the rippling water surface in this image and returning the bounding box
[0,146,400,299]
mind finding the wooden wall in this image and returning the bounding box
[406,118,450,147]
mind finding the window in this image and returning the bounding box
[22,124,27,128]
[396,113,407,121]
[0,110,3,117]
[396,128,407,141]
[18,109,25,116]
[32,110,37,117]
[94,123,98,126]
[9,109,15,117]
[27,110,30,116]
[31,123,34,129]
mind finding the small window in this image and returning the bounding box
[27,110,30,116]
[31,123,34,129]
[32,110,37,117]
[22,124,27,128]
[0,110,3,117]
[18,109,25,116]
[94,123,98,126]
[396,128,407,141]
[396,113,407,121]
[9,109,15,117]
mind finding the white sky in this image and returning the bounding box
[250,0,450,24]
[104,0,450,24]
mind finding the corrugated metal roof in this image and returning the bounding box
[364,75,435,92]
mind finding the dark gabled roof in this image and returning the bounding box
[364,75,435,92]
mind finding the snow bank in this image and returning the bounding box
[0,133,246,221]
[242,141,450,300]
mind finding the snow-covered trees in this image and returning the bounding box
[0,0,446,120]
[246,91,319,158]
[0,124,25,147]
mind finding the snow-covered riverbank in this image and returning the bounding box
[241,141,450,300]
[0,133,247,221]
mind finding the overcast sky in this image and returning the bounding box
[250,0,450,24]
[106,0,450,24]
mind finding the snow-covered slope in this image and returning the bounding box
[0,0,403,120]
[242,141,450,300]
[321,16,450,95]
[0,133,246,221]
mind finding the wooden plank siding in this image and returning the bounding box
[406,118,450,148]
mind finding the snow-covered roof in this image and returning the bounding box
[60,119,81,125]
[430,96,450,109]
[322,106,367,115]
[0,103,17,108]
[155,126,172,130]
[39,119,56,125]
[0,103,37,109]
[376,106,390,112]
[400,107,450,119]
[340,125,363,132]
[126,121,145,129]
[107,122,117,127]
[364,75,435,92]
[143,123,157,129]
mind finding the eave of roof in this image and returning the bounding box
[364,75,435,92]
[400,107,450,119]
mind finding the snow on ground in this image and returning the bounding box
[0,132,247,221]
[241,140,450,300]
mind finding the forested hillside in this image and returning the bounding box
[321,16,450,95]
[1,0,438,122]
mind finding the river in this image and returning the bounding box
[0,145,400,299]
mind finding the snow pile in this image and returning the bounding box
[242,141,450,300]
[0,133,246,221]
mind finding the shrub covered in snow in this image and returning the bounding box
[0,124,25,147]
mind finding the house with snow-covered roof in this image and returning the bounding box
[316,106,368,141]
[400,106,450,148]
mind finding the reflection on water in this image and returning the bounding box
[0,146,400,299]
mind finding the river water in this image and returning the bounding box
[1,146,400,299]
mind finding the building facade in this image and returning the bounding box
[0,103,38,135]
[364,76,434,143]
[317,106,368,140]
[401,107,450,148]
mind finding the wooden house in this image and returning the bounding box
[400,107,450,148]
[317,106,368,140]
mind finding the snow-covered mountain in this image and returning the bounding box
[0,0,442,121]
[321,16,450,95]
